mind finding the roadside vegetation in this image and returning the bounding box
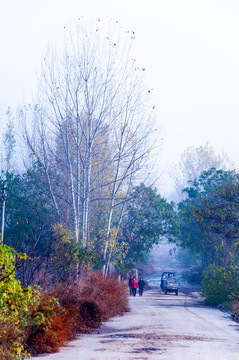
[0,244,129,359]
[176,158,239,319]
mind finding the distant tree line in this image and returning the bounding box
[174,145,239,307]
[178,168,239,269]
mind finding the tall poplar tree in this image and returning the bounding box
[23,19,158,268]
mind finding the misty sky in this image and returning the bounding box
[1,0,239,194]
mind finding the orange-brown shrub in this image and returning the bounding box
[25,271,129,355]
[78,271,129,321]
[50,282,102,334]
[25,294,72,354]
[51,271,129,333]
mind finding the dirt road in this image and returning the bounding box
[34,243,239,359]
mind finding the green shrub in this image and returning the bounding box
[202,264,239,307]
[0,244,71,357]
[0,245,40,359]
[51,224,79,281]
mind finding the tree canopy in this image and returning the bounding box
[178,169,239,268]
[114,184,179,273]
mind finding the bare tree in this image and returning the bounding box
[23,19,158,262]
[169,143,234,201]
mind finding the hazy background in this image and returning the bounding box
[1,0,239,195]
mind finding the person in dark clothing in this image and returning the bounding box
[138,277,145,296]
[130,277,138,296]
[128,276,133,296]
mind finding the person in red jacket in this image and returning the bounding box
[130,277,138,296]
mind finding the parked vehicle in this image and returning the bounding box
[160,271,180,295]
